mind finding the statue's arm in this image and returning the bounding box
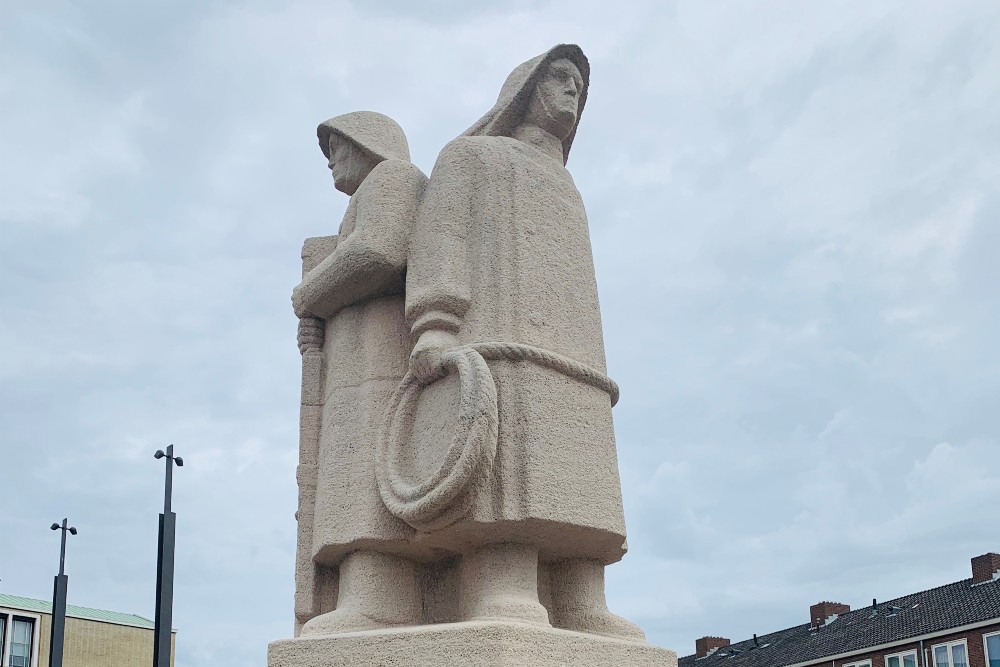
[404,140,477,336]
[404,139,480,381]
[293,162,426,319]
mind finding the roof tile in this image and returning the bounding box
[679,577,1000,667]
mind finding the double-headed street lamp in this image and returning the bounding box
[153,445,182,667]
[48,518,77,667]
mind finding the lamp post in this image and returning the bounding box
[153,445,182,667]
[48,518,77,667]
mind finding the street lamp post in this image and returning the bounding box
[153,445,182,667]
[48,518,77,667]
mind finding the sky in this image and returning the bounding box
[2,1,999,665]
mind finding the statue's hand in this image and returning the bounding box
[292,284,310,319]
[297,317,324,354]
[410,329,459,383]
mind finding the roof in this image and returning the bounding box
[0,593,157,630]
[678,576,1000,667]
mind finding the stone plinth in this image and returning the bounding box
[268,621,677,667]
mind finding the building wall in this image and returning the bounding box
[36,614,50,667]
[33,613,175,667]
[809,624,1000,667]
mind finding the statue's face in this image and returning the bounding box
[524,58,583,140]
[327,134,376,195]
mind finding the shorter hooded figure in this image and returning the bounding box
[291,111,429,635]
[398,45,645,640]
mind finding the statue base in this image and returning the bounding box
[268,620,677,667]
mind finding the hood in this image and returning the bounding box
[317,111,410,163]
[461,44,590,165]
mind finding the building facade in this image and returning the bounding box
[680,553,1000,667]
[0,593,175,667]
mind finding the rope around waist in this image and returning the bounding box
[464,341,619,406]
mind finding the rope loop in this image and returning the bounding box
[376,342,618,531]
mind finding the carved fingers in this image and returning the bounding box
[297,317,325,354]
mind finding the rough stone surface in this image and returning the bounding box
[395,43,627,566]
[270,621,676,667]
[273,45,676,664]
[290,111,428,633]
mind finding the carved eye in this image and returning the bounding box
[561,72,581,94]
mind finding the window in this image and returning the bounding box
[985,632,1000,667]
[886,651,918,667]
[8,617,33,667]
[0,612,37,667]
[844,661,873,667]
[932,640,969,667]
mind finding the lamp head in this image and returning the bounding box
[174,457,184,467]
[69,527,77,535]
[50,523,59,531]
[154,450,165,459]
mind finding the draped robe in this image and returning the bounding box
[305,158,428,567]
[404,135,628,565]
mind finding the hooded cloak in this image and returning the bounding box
[295,113,429,626]
[400,45,628,565]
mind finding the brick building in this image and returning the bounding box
[679,553,1000,667]
[0,593,175,667]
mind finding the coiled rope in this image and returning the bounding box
[376,342,618,532]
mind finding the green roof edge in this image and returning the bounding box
[0,593,166,631]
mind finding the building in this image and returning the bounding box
[0,593,175,667]
[679,552,1000,667]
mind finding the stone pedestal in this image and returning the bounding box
[268,621,677,667]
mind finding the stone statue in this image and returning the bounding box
[393,42,640,637]
[290,111,428,635]
[271,45,676,667]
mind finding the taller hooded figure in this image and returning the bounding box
[401,44,643,639]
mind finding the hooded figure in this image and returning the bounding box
[400,45,644,640]
[291,111,430,636]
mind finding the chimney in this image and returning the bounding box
[972,553,1000,584]
[810,601,850,628]
[696,636,730,658]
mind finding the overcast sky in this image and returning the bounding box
[2,1,999,666]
